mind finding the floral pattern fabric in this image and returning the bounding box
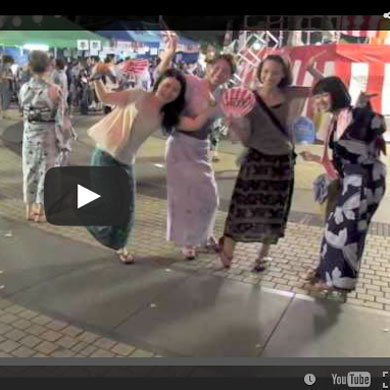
[315,107,387,290]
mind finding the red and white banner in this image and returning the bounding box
[237,44,390,116]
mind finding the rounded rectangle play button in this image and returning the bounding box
[77,185,101,209]
[44,166,131,226]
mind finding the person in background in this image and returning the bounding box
[19,51,69,222]
[0,55,15,119]
[89,57,103,112]
[102,54,117,115]
[52,58,69,103]
[78,60,90,115]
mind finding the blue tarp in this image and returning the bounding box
[3,47,28,65]
[96,20,199,49]
[96,30,131,42]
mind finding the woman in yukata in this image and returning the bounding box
[302,76,387,293]
[19,51,69,223]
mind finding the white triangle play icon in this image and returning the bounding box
[77,185,101,209]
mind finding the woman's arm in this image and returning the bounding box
[92,79,140,107]
[306,50,327,81]
[178,105,217,132]
[155,33,178,77]
[226,116,251,146]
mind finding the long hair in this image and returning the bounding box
[312,76,351,111]
[153,68,186,135]
[257,55,293,88]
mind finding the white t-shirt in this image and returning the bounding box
[104,90,162,165]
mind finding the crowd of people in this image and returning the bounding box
[0,52,204,117]
[11,31,388,297]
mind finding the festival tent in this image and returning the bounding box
[237,44,390,116]
[97,20,200,60]
[0,30,106,48]
[0,16,109,48]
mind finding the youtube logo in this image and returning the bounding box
[44,167,131,226]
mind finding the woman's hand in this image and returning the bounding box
[307,50,327,70]
[300,151,321,163]
[164,31,178,57]
[356,91,377,108]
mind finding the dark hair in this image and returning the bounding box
[153,68,186,134]
[2,55,14,64]
[312,76,351,111]
[55,58,65,70]
[207,53,236,75]
[28,50,50,74]
[257,55,293,88]
[105,54,115,63]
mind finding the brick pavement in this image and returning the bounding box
[1,113,390,358]
[0,297,159,358]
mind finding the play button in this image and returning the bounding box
[44,166,131,226]
[77,185,101,209]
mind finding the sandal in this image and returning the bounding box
[302,267,318,281]
[252,254,272,273]
[217,237,233,269]
[182,247,196,260]
[204,237,220,253]
[305,281,349,298]
[116,249,135,265]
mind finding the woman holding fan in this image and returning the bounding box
[218,53,323,271]
[156,32,236,260]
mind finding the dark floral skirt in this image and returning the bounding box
[224,148,295,244]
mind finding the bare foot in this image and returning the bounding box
[182,246,196,260]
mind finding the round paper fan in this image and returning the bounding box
[221,88,256,118]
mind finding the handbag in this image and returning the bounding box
[87,103,138,157]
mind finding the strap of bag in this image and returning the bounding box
[254,91,290,139]
[254,91,296,158]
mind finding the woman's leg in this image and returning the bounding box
[33,203,46,223]
[218,235,235,268]
[87,149,136,260]
[251,243,271,272]
[25,203,33,220]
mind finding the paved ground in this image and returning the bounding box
[1,109,390,358]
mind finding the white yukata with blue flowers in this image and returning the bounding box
[19,78,73,205]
